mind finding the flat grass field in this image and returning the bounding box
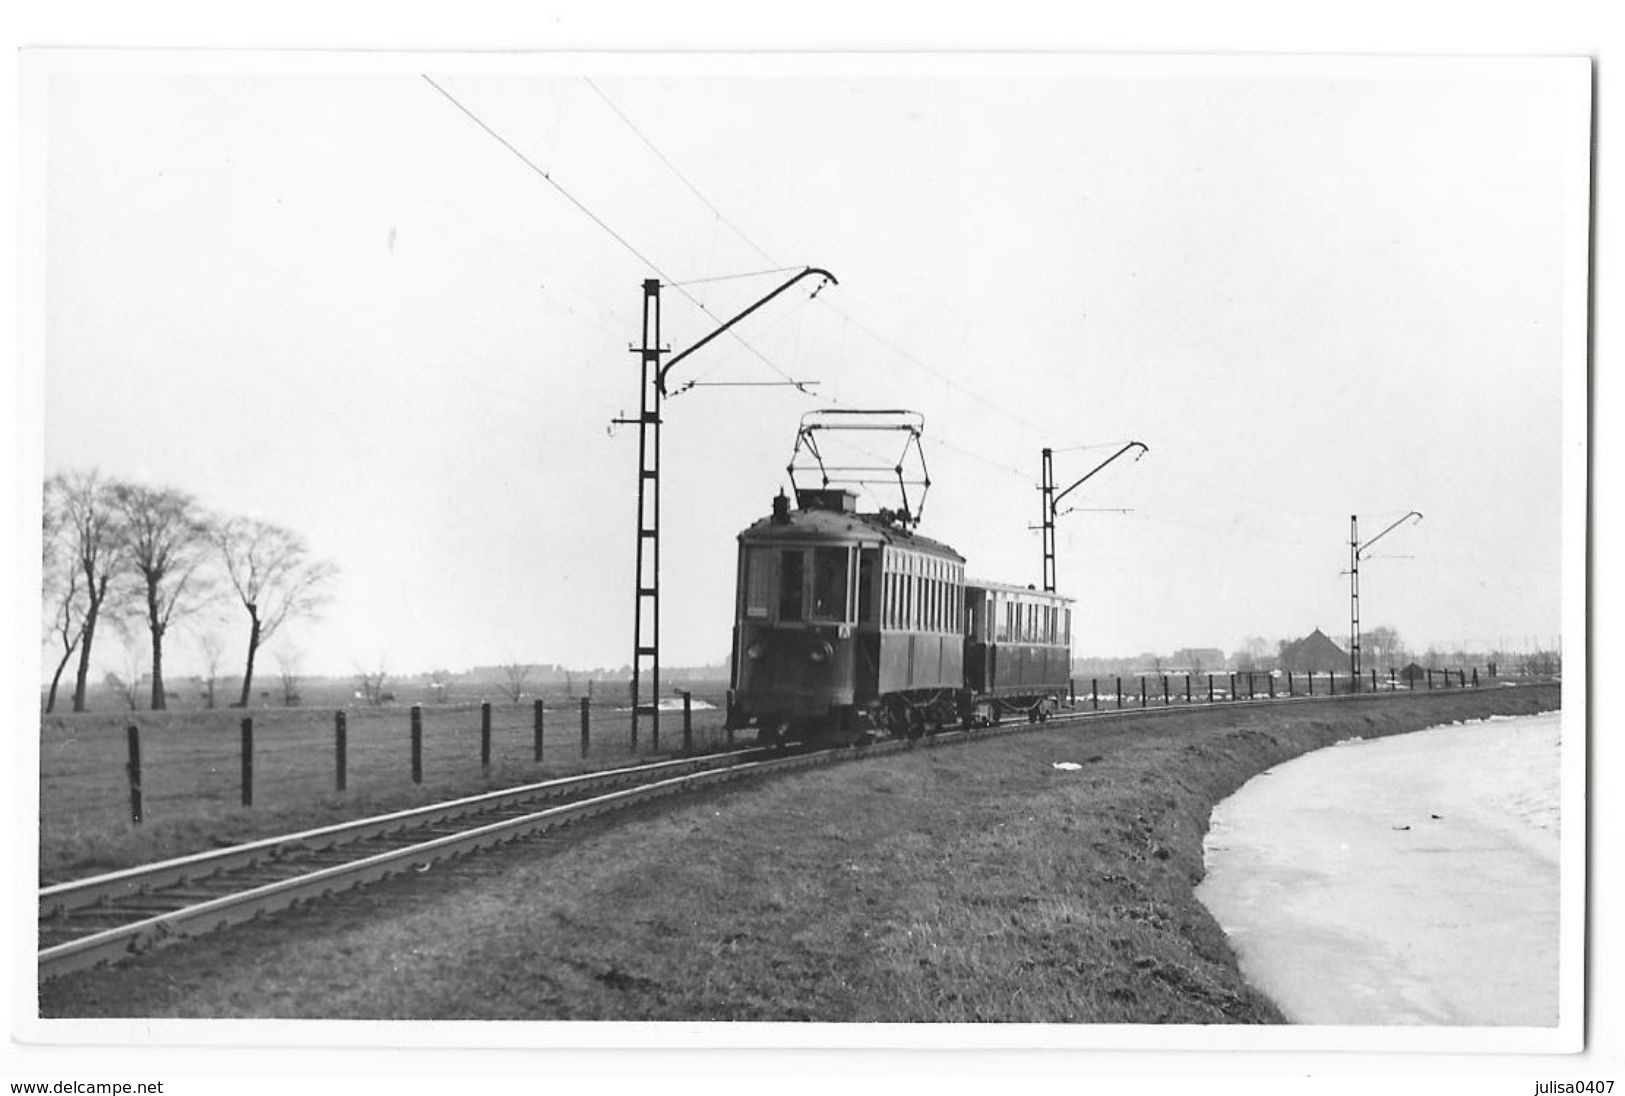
[38,684,1559,1024]
[37,697,733,883]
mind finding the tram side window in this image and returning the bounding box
[858,549,876,624]
[744,549,771,619]
[811,546,848,621]
[778,549,804,622]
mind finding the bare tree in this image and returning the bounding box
[41,480,89,713]
[214,518,337,708]
[1361,625,1405,669]
[104,638,148,711]
[50,471,126,712]
[274,647,302,707]
[110,482,215,711]
[427,668,458,704]
[197,630,226,709]
[354,661,390,706]
[501,661,532,704]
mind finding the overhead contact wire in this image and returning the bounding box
[423,74,806,390]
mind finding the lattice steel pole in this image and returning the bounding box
[623,279,667,752]
[1041,447,1057,593]
[1350,514,1361,687]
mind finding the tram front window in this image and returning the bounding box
[778,549,804,621]
[811,546,849,621]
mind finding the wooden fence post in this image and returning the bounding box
[126,725,143,825]
[1185,674,1192,703]
[1115,677,1122,710]
[1162,675,1170,706]
[1091,678,1098,710]
[1207,674,1214,703]
[1472,667,1480,687]
[534,700,545,763]
[1268,673,1276,699]
[1308,671,1315,696]
[1229,672,1237,700]
[240,717,254,808]
[480,701,492,770]
[683,691,694,754]
[411,704,423,784]
[1139,677,1146,707]
[580,697,591,759]
[335,710,347,792]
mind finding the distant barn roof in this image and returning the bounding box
[1279,627,1347,672]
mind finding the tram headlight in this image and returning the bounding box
[745,642,765,662]
[808,641,834,664]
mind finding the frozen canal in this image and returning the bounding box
[1196,711,1561,1026]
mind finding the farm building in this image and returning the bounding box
[1278,628,1348,674]
[1170,647,1226,674]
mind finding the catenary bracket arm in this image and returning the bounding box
[1357,510,1423,560]
[657,267,837,395]
[1052,441,1149,514]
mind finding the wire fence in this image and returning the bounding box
[1065,665,1493,709]
[39,665,1528,839]
[39,693,736,836]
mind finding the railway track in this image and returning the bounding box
[36,684,1491,982]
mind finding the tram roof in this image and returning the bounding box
[965,578,1076,604]
[738,505,966,562]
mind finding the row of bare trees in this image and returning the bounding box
[41,470,337,714]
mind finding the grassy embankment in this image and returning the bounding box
[39,684,1558,1023]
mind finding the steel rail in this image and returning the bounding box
[40,747,772,917]
[38,682,1517,981]
[37,741,880,980]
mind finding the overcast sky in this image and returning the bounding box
[28,52,1588,679]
